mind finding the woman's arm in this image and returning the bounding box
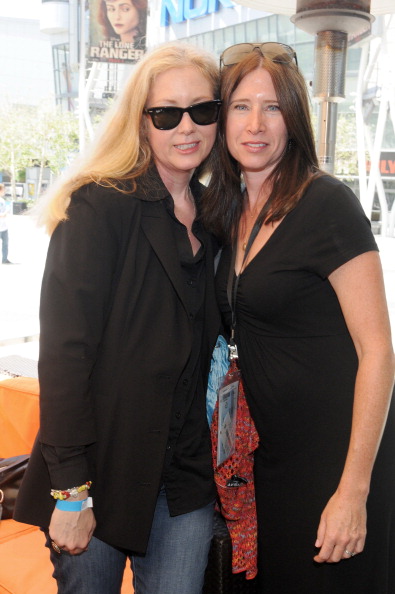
[314,250,395,563]
[40,187,126,553]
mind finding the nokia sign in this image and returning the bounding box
[161,0,234,27]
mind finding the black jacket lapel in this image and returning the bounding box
[140,200,189,313]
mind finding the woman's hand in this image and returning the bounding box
[313,490,367,563]
[49,505,96,556]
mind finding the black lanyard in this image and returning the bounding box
[226,217,264,359]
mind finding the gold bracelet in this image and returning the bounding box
[50,481,92,500]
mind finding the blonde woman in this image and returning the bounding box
[15,42,221,594]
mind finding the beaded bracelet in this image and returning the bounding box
[50,481,92,500]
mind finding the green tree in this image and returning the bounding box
[0,103,79,200]
[334,113,361,177]
[0,105,36,200]
[29,103,79,199]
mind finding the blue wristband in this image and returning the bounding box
[55,497,93,512]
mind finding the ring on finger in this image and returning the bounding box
[344,549,356,557]
[51,541,62,554]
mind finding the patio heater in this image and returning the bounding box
[232,0,394,174]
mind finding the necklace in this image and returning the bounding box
[240,213,257,251]
[240,193,264,250]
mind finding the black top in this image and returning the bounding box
[162,197,213,514]
[216,175,395,592]
[41,192,214,517]
[15,166,220,553]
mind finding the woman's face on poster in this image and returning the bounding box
[105,0,139,42]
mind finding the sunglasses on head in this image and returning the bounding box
[144,99,222,130]
[220,42,298,69]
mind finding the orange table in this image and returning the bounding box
[0,377,133,593]
[0,376,39,457]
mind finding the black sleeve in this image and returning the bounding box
[38,184,126,448]
[40,443,90,490]
[302,177,378,279]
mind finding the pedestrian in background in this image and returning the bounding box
[0,183,12,264]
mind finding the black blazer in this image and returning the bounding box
[14,167,221,553]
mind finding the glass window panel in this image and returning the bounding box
[52,43,77,112]
[245,20,257,43]
[257,17,269,41]
[295,41,314,78]
[213,29,224,57]
[267,15,276,38]
[234,23,245,44]
[223,26,235,48]
[347,47,362,73]
[276,15,294,45]
[295,26,313,43]
[194,34,203,48]
[203,31,213,52]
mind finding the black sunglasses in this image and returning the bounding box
[144,100,222,130]
[220,42,298,69]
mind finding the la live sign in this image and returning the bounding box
[161,0,235,26]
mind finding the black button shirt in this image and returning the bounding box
[42,192,216,517]
[162,195,216,516]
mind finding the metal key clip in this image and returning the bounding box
[228,342,238,360]
[228,331,239,360]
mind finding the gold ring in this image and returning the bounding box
[51,541,62,554]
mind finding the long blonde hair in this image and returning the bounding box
[38,42,219,234]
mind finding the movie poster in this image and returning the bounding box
[89,0,147,64]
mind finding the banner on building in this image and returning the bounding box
[366,152,395,176]
[89,0,147,64]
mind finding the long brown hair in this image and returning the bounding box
[202,51,321,243]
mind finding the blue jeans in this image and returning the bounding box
[46,488,214,594]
